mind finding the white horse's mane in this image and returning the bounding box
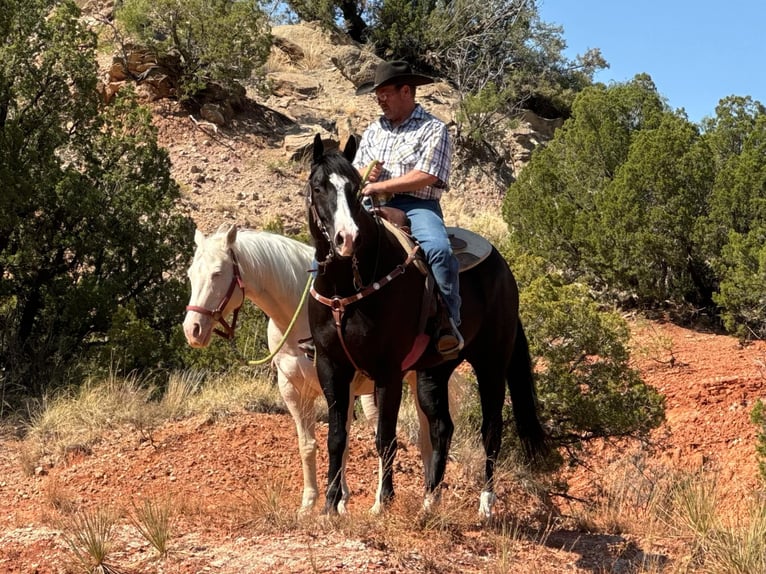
[212,226,314,300]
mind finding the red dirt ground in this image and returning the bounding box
[1,319,764,573]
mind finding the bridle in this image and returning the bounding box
[306,182,339,268]
[185,249,245,340]
[308,178,421,376]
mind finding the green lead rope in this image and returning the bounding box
[229,272,314,366]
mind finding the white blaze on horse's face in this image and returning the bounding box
[329,172,358,257]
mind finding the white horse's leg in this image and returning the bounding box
[358,393,378,429]
[359,389,390,514]
[478,490,497,519]
[404,371,432,479]
[369,372,432,515]
[277,374,319,513]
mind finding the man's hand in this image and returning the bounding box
[366,160,383,183]
[361,160,386,197]
[362,181,385,197]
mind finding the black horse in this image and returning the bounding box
[306,134,547,517]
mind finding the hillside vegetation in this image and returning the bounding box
[1,2,766,572]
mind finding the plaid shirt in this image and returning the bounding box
[353,104,452,201]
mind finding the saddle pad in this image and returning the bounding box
[381,219,492,273]
[447,227,493,272]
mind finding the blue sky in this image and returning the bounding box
[538,1,764,124]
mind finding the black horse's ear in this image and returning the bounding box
[312,133,324,164]
[343,134,358,163]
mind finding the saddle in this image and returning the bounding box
[301,209,493,367]
[375,207,493,365]
[375,208,493,274]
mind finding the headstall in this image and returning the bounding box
[185,249,245,340]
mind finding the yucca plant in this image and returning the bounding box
[129,497,175,557]
[59,507,119,572]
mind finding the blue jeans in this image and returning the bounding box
[383,195,461,325]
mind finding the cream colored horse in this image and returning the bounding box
[183,224,425,513]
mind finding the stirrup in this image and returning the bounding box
[436,318,464,356]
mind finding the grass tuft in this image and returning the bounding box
[128,497,175,557]
[58,507,119,572]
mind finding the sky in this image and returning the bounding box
[537,1,764,124]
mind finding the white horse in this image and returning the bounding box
[182,224,427,513]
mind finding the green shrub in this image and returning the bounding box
[116,0,272,102]
[458,242,666,467]
[0,1,195,397]
[751,399,766,482]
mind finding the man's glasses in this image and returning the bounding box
[373,85,403,102]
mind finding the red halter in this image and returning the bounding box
[185,250,245,340]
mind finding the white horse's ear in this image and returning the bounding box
[194,229,206,247]
[226,224,238,246]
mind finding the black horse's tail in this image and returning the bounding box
[508,320,549,463]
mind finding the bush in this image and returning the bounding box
[115,0,272,103]
[751,399,766,482]
[0,1,195,397]
[458,241,667,467]
[510,251,665,456]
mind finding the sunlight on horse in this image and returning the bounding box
[183,224,424,514]
[307,135,548,519]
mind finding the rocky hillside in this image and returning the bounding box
[99,21,561,235]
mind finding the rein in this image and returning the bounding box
[185,249,245,340]
[235,272,313,366]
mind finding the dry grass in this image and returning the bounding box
[657,473,766,573]
[18,364,766,572]
[20,369,285,474]
[21,373,158,471]
[563,450,766,574]
[239,481,302,531]
[57,506,119,572]
[128,496,175,557]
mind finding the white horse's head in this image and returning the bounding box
[183,224,245,347]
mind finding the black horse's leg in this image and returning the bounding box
[416,367,454,510]
[317,357,356,514]
[473,362,507,519]
[372,374,404,511]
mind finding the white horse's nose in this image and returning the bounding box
[183,312,209,347]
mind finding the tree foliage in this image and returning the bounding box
[504,75,718,307]
[283,0,370,41]
[504,73,766,341]
[508,251,664,462]
[115,0,272,103]
[702,101,766,337]
[0,0,195,396]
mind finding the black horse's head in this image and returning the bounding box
[307,134,365,261]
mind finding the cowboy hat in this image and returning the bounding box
[355,60,434,96]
